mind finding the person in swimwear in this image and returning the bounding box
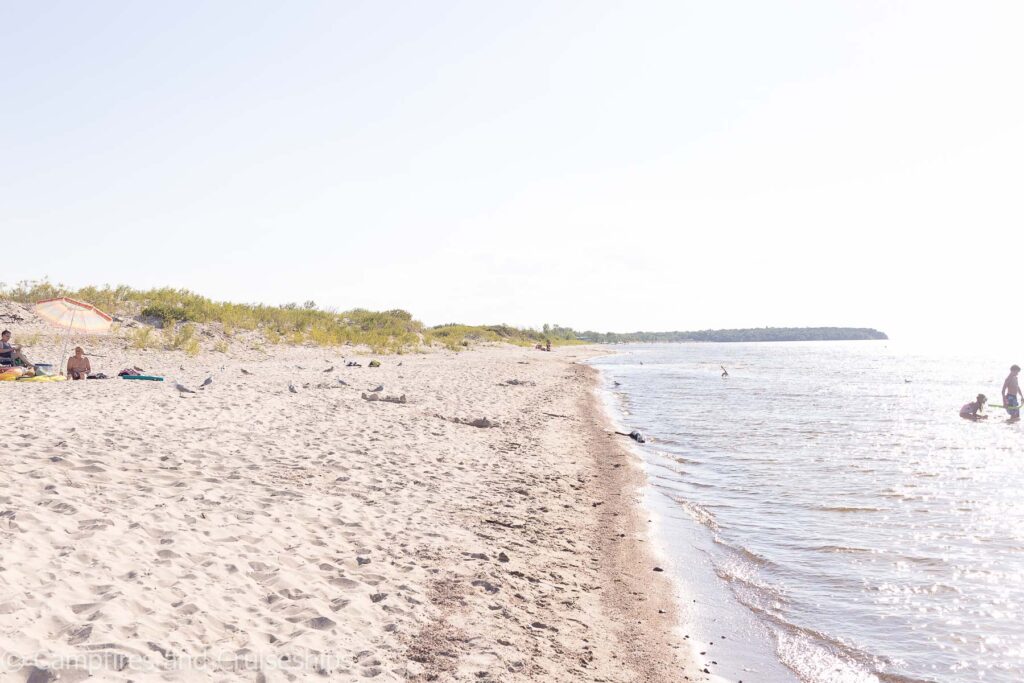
[959,394,989,421]
[0,330,34,367]
[1001,365,1021,423]
[66,347,91,380]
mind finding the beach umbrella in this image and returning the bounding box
[33,297,114,374]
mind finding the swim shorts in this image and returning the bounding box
[1006,395,1020,419]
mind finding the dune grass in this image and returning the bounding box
[424,324,582,351]
[0,280,582,354]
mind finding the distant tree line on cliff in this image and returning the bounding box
[575,327,888,343]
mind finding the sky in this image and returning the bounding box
[2,1,1023,342]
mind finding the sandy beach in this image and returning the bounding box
[0,329,697,681]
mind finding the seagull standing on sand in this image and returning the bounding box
[200,376,213,389]
[288,383,298,394]
[174,382,196,395]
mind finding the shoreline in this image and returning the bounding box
[586,353,749,683]
[585,347,804,683]
[574,358,695,681]
[0,340,698,681]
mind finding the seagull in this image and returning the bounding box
[288,383,298,394]
[200,376,213,389]
[174,382,196,395]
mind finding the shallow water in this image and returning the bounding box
[590,342,1024,683]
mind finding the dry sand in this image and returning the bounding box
[0,333,703,681]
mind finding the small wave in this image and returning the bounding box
[814,505,886,513]
[677,500,718,531]
[717,562,939,683]
[808,545,876,554]
[776,629,937,683]
[713,537,779,569]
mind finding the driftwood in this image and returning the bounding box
[361,392,407,404]
[435,414,498,428]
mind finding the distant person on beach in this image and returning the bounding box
[959,394,989,421]
[1001,365,1021,423]
[66,347,91,380]
[0,330,33,367]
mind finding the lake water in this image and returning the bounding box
[590,342,1024,683]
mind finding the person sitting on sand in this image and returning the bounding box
[0,330,33,367]
[66,347,91,380]
[959,394,989,421]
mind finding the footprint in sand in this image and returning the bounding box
[39,501,77,515]
[306,616,336,630]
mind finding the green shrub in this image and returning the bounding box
[131,326,154,349]
[142,303,190,326]
[0,278,583,354]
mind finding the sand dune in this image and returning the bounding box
[0,342,690,681]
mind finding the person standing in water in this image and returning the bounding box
[1002,365,1022,422]
[721,365,729,378]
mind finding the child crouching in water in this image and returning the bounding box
[959,394,988,421]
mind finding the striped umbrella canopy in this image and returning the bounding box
[34,298,114,375]
[34,297,113,334]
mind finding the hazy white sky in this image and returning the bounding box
[3,1,1022,340]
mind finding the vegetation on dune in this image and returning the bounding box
[0,280,887,353]
[425,323,583,351]
[0,280,579,353]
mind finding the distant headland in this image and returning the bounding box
[577,327,888,344]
